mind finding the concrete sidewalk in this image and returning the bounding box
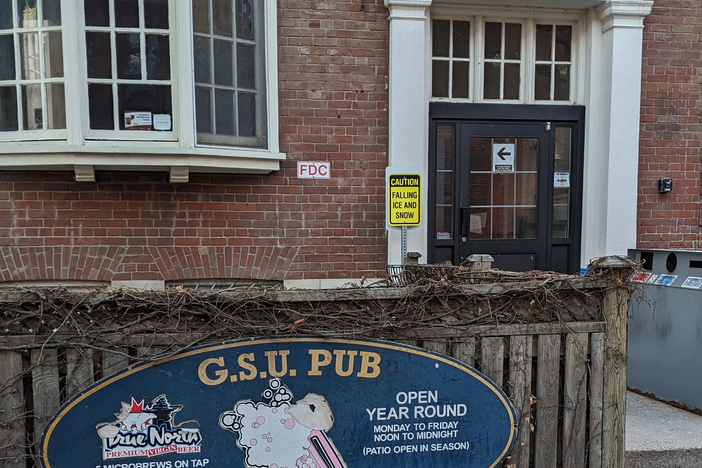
[625,391,702,468]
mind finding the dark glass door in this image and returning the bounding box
[459,124,549,271]
[428,104,584,274]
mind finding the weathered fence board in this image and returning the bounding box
[66,348,94,399]
[0,351,24,468]
[30,349,60,465]
[563,333,588,467]
[481,337,505,388]
[508,335,533,468]
[534,333,562,468]
[589,333,605,468]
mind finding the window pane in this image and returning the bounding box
[515,207,537,238]
[484,22,501,59]
[46,82,64,129]
[235,0,254,40]
[86,32,112,78]
[144,0,168,29]
[504,23,521,60]
[436,171,453,204]
[117,84,172,129]
[492,207,514,238]
[43,31,63,78]
[116,33,141,80]
[88,83,114,130]
[237,43,255,89]
[435,205,452,239]
[554,64,570,101]
[493,173,515,206]
[503,63,519,100]
[432,19,449,57]
[554,127,571,171]
[21,83,41,130]
[18,0,37,28]
[515,139,537,171]
[114,0,139,28]
[470,173,490,206]
[0,34,15,80]
[0,86,18,131]
[515,173,537,205]
[215,89,234,135]
[19,33,40,80]
[85,0,109,27]
[453,20,469,58]
[192,0,209,33]
[470,138,491,171]
[436,124,454,171]
[213,0,233,37]
[432,60,449,98]
[483,62,500,99]
[145,34,170,80]
[238,91,255,136]
[452,61,469,98]
[193,36,211,84]
[213,39,233,86]
[0,0,12,29]
[42,0,61,26]
[536,25,552,61]
[195,86,212,134]
[535,64,551,100]
[555,25,572,61]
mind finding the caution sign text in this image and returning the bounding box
[388,174,421,226]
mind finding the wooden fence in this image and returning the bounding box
[0,257,632,468]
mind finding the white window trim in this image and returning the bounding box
[0,0,284,181]
[429,5,585,105]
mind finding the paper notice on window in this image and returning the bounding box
[554,172,570,188]
[470,212,487,233]
[124,111,153,130]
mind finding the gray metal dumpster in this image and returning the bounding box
[628,249,702,409]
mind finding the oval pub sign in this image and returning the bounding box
[41,338,516,468]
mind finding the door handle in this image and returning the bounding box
[461,207,469,236]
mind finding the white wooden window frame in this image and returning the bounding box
[0,0,66,139]
[0,0,283,180]
[430,6,584,105]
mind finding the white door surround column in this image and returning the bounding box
[581,0,652,265]
[384,0,432,265]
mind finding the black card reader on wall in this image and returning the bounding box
[658,177,673,193]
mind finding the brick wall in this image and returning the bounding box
[0,0,389,284]
[639,0,702,249]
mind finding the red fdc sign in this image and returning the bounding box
[297,161,330,179]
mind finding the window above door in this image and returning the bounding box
[430,6,583,105]
[0,0,283,181]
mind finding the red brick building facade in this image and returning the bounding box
[639,0,702,250]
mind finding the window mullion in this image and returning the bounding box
[175,0,195,147]
[61,0,84,143]
[524,18,535,104]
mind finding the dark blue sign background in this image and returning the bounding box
[41,338,516,468]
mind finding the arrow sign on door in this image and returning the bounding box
[492,143,515,172]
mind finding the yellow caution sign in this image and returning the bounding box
[387,174,421,226]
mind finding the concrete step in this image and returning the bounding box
[625,391,702,468]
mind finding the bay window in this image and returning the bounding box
[0,0,281,181]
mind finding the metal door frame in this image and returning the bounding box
[428,103,585,273]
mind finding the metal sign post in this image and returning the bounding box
[402,226,407,265]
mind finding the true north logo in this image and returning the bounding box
[96,395,202,460]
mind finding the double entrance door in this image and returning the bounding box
[429,104,584,273]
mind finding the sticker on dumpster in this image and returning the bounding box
[40,338,516,468]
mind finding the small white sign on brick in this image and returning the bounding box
[297,161,331,179]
